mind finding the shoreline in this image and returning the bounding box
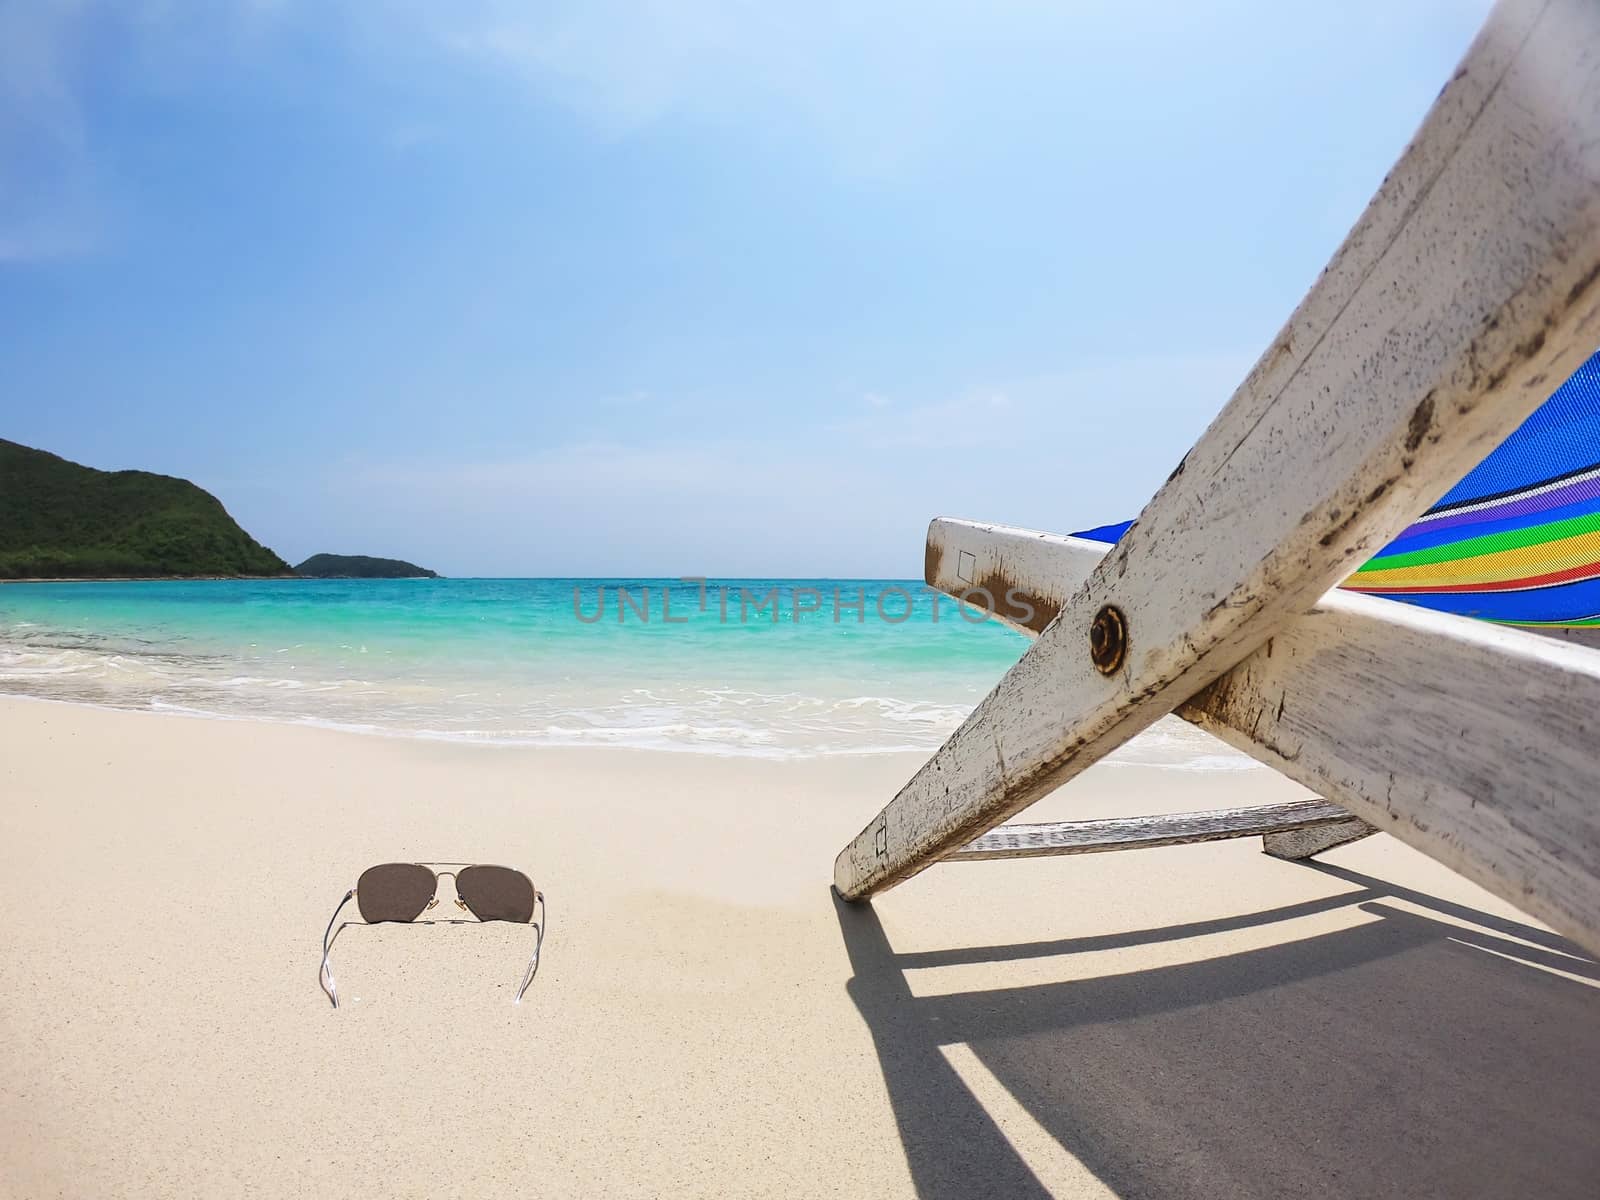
[3,696,1597,1197]
[0,688,951,762]
[0,688,1269,769]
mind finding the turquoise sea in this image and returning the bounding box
[0,578,1254,767]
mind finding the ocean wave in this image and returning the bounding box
[0,623,1260,768]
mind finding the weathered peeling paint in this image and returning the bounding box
[837,0,1600,905]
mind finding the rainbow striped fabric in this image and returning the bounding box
[1075,350,1600,628]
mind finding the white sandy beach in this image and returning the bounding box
[2,696,1597,1199]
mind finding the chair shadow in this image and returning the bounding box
[835,867,1600,1199]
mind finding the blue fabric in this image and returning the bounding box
[1432,359,1600,509]
[1069,349,1600,626]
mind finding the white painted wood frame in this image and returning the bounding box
[947,799,1357,862]
[835,0,1600,927]
[923,517,1600,954]
[1260,819,1382,863]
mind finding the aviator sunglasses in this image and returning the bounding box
[319,862,546,1008]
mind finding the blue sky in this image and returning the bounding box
[2,1,1492,576]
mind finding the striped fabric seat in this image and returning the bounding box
[1076,350,1600,628]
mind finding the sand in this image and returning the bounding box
[1,696,1597,1199]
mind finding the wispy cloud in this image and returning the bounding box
[344,439,767,497]
[831,389,1015,451]
[370,0,1081,172]
[0,0,317,261]
[0,1,99,261]
[831,353,1253,460]
[303,349,1259,574]
[315,436,895,574]
[0,0,988,259]
[383,120,442,151]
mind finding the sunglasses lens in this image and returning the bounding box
[356,863,436,923]
[456,865,535,923]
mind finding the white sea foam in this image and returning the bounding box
[0,624,1261,768]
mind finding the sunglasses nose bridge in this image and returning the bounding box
[433,870,466,907]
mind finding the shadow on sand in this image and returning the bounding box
[835,861,1600,1199]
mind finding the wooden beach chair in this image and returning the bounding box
[833,0,1600,959]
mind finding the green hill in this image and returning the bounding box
[0,439,291,579]
[294,554,438,579]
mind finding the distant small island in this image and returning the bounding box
[294,554,439,579]
[0,438,290,579]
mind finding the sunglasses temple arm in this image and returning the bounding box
[515,891,546,1004]
[319,889,355,1010]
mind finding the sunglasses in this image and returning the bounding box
[319,862,546,1009]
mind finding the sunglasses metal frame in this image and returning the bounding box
[319,862,546,1009]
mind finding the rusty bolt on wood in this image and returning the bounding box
[1089,605,1128,675]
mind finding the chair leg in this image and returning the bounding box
[1262,818,1376,862]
